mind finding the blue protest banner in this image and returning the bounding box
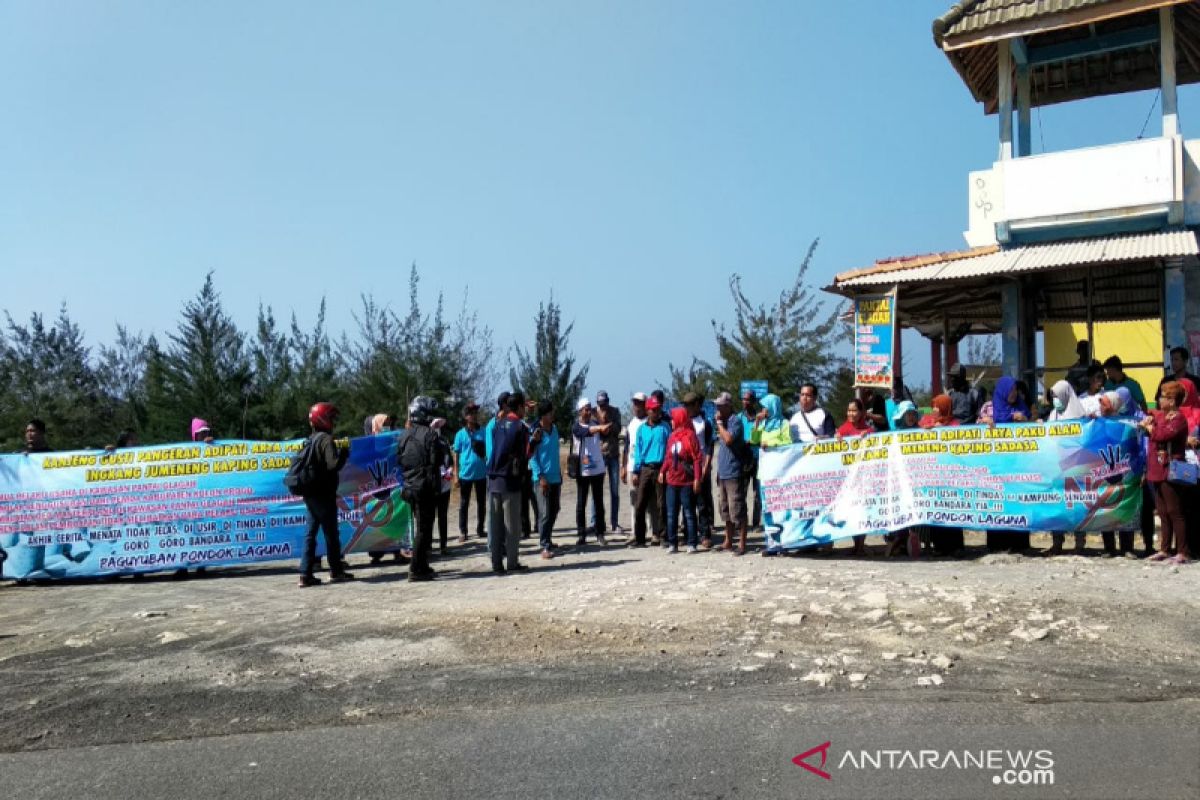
[756,418,1145,550]
[0,434,412,580]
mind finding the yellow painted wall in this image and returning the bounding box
[1044,320,1163,400]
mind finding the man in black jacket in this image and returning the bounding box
[298,402,355,588]
[400,395,443,582]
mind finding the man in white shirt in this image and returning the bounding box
[789,382,836,444]
[621,392,648,536]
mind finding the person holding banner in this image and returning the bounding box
[1045,381,1090,556]
[790,383,836,444]
[1143,382,1192,565]
[919,395,966,556]
[884,402,923,560]
[752,393,794,555]
[836,400,874,556]
[986,377,1032,553]
[298,402,355,587]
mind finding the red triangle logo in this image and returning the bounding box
[792,741,832,780]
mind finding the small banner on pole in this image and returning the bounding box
[854,288,897,389]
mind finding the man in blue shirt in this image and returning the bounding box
[714,392,750,555]
[452,402,488,542]
[528,399,562,560]
[631,396,669,547]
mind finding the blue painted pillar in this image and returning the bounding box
[1001,282,1020,378]
[1164,262,1186,351]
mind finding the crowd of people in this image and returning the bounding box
[10,341,1200,587]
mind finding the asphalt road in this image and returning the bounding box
[2,691,1196,800]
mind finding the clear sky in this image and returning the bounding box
[4,1,1197,406]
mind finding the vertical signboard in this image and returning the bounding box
[853,289,897,389]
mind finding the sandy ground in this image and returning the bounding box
[2,478,1199,756]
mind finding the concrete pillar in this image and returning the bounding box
[931,337,944,395]
[998,42,1013,160]
[1001,283,1020,378]
[1162,7,1179,138]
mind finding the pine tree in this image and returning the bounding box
[154,273,252,440]
[97,325,150,437]
[0,305,107,450]
[670,239,848,410]
[509,297,588,437]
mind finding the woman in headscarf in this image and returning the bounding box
[986,377,1032,553]
[919,394,958,429]
[1044,381,1089,556]
[1142,381,1192,564]
[919,395,964,555]
[1179,380,1200,561]
[661,406,704,554]
[751,394,794,555]
[175,418,217,578]
[991,377,1030,423]
[884,402,923,559]
[1046,380,1086,421]
[752,393,795,450]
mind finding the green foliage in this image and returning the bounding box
[667,239,849,409]
[0,306,110,450]
[509,297,588,438]
[0,266,493,449]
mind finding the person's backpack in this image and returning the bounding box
[283,437,319,496]
[399,426,440,501]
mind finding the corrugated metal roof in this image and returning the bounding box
[834,230,1199,288]
[934,0,1114,42]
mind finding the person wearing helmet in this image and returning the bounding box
[398,395,444,581]
[298,402,355,587]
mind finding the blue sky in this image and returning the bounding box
[3,1,1197,406]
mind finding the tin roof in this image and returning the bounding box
[832,229,1200,288]
[933,0,1200,113]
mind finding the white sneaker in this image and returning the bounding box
[687,545,699,554]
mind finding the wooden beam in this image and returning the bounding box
[1025,23,1159,66]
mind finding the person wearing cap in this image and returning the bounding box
[593,390,625,536]
[452,402,488,543]
[572,398,610,547]
[682,391,716,549]
[631,396,669,546]
[714,392,751,555]
[528,399,562,559]
[621,392,649,535]
[945,363,985,426]
[739,390,763,531]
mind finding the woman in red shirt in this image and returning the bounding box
[836,399,874,556]
[661,407,704,553]
[837,399,875,438]
[1142,381,1192,564]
